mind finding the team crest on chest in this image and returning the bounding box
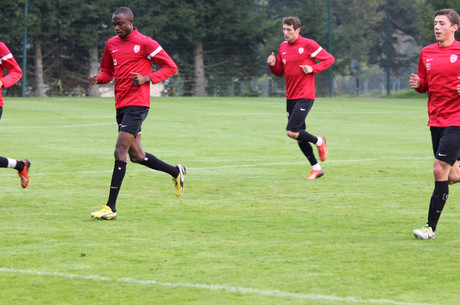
[298,48,304,54]
[450,54,458,63]
[134,45,140,53]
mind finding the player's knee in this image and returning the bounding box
[448,172,460,184]
[286,130,298,139]
[129,154,143,163]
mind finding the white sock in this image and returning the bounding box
[316,137,323,147]
[7,158,17,169]
[312,163,321,171]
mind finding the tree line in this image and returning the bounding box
[0,0,458,97]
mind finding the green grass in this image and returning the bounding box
[0,96,459,305]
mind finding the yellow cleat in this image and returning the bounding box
[91,205,117,220]
[172,164,187,197]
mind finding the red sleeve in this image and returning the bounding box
[0,43,23,88]
[268,49,284,77]
[309,41,334,73]
[143,37,177,83]
[415,52,428,94]
[97,43,114,84]
[148,48,178,84]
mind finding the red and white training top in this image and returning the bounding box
[269,35,334,100]
[0,42,23,107]
[415,40,460,127]
[98,28,178,109]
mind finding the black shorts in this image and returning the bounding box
[430,126,460,165]
[286,99,314,132]
[116,106,149,137]
[0,107,3,120]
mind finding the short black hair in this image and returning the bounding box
[113,6,134,20]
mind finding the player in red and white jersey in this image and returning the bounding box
[267,17,334,180]
[89,7,185,220]
[0,42,30,188]
[410,9,460,239]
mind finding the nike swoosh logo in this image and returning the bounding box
[300,108,306,111]
[427,58,433,62]
[282,52,287,55]
[438,153,447,157]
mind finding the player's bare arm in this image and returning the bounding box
[267,52,276,66]
[88,74,99,85]
[409,73,420,89]
[130,72,150,85]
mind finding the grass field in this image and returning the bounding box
[0,96,459,305]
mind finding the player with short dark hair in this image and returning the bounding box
[89,7,185,220]
[0,41,30,188]
[410,8,460,239]
[267,16,335,180]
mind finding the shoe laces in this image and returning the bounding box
[421,225,431,232]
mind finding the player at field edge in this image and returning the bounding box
[0,41,30,188]
[267,17,335,180]
[88,6,186,220]
[410,8,460,239]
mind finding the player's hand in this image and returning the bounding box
[131,72,150,85]
[88,74,99,85]
[300,65,313,74]
[409,73,420,89]
[0,80,3,88]
[267,52,276,66]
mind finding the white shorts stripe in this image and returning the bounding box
[147,46,163,60]
[310,47,322,58]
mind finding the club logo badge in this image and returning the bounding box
[450,54,458,63]
[134,45,140,53]
[426,63,431,70]
[298,48,304,54]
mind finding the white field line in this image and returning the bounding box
[0,268,428,305]
[0,157,432,178]
[0,122,114,129]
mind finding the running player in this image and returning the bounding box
[0,41,30,188]
[410,8,460,239]
[267,17,335,180]
[89,7,185,220]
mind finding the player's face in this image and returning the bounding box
[283,24,300,43]
[112,13,133,38]
[434,15,458,43]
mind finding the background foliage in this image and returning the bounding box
[0,0,459,97]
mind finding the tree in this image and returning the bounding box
[135,0,273,96]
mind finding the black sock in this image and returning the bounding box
[141,152,179,177]
[297,130,318,144]
[14,160,24,172]
[0,157,8,168]
[427,180,449,232]
[298,141,318,166]
[0,157,24,171]
[106,160,127,212]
